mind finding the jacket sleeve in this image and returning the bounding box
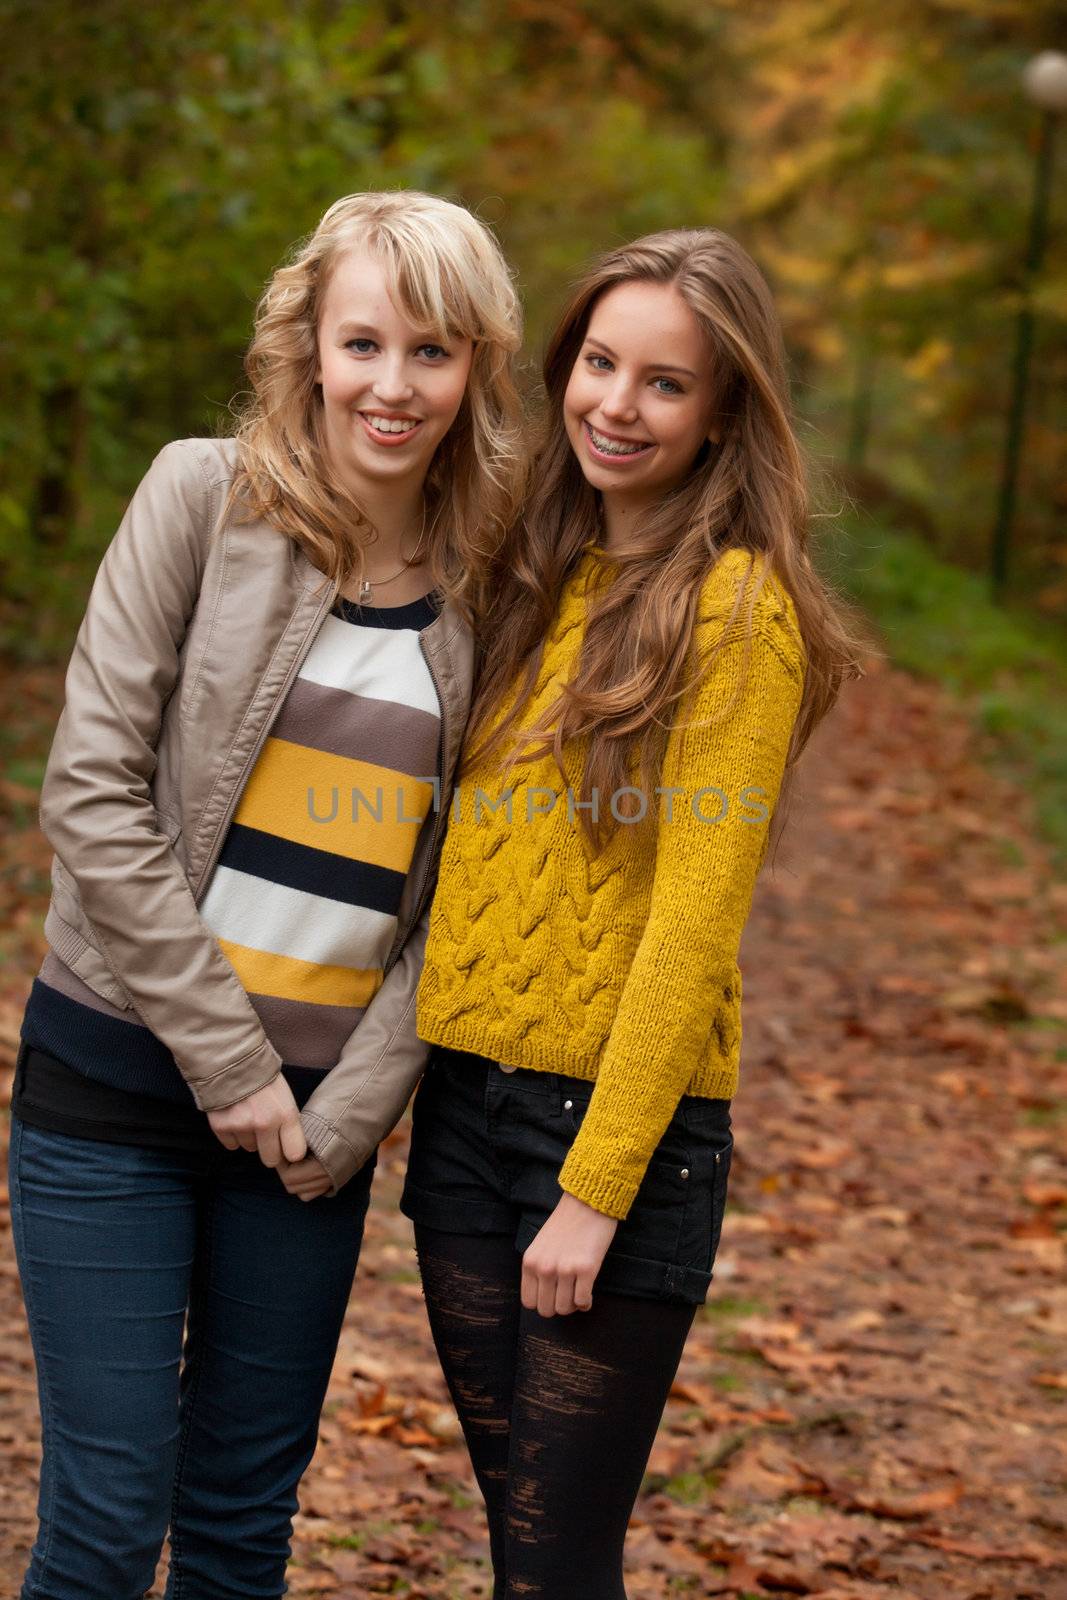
[37,440,284,1111]
[556,596,805,1220]
[299,901,433,1193]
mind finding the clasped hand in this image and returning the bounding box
[207,1088,619,1272]
[520,1191,619,1316]
[206,1077,333,1201]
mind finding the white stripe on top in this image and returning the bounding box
[297,613,440,715]
[199,865,397,971]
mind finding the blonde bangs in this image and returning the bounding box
[380,221,500,345]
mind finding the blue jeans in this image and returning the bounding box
[8,1115,376,1600]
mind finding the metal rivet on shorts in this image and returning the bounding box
[564,1099,573,1110]
[680,1167,689,1179]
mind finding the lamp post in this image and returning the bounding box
[990,50,1067,603]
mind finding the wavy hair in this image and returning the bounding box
[460,227,871,849]
[229,191,527,623]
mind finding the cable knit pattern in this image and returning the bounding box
[416,545,806,1219]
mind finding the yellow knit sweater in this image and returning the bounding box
[416,545,807,1219]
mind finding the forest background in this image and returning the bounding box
[2,0,1066,858]
[2,7,1067,1596]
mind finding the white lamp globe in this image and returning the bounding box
[1023,51,1067,113]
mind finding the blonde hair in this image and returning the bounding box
[230,191,526,622]
[462,227,870,849]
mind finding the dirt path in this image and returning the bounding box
[1,656,1065,1599]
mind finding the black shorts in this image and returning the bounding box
[399,1044,734,1305]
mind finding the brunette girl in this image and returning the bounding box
[397,228,866,1598]
[9,190,522,1600]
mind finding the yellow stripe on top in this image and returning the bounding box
[217,938,383,1009]
[234,739,435,870]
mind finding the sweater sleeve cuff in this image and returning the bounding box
[557,1147,641,1220]
[300,1110,371,1196]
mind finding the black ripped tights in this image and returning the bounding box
[413,1224,698,1600]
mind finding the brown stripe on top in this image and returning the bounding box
[246,990,367,1068]
[271,679,441,778]
[38,948,367,1072]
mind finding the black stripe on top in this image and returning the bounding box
[332,591,442,630]
[216,823,407,914]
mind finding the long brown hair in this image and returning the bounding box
[461,227,870,848]
[229,191,527,625]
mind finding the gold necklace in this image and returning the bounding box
[356,507,428,603]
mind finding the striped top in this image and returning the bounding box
[20,589,444,1107]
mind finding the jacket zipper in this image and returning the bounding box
[380,629,450,973]
[191,592,334,907]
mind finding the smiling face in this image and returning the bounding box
[563,279,722,519]
[315,247,475,499]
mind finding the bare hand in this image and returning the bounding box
[207,1076,306,1168]
[277,1153,334,1202]
[521,1191,619,1317]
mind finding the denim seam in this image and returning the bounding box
[10,1117,60,1598]
[166,1181,218,1598]
[482,1073,538,1199]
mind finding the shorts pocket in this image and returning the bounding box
[561,1083,694,1176]
[611,1152,692,1265]
[559,1090,697,1264]
[688,1128,733,1276]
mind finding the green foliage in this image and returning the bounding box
[0,0,736,594]
[1,0,1064,651]
[827,509,1067,869]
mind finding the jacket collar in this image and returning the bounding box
[291,543,468,646]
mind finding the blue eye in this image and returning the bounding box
[418,344,449,360]
[347,338,376,354]
[653,377,682,394]
[586,354,612,371]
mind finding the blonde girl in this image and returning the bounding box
[9,190,522,1600]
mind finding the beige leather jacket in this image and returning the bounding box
[38,437,474,1192]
